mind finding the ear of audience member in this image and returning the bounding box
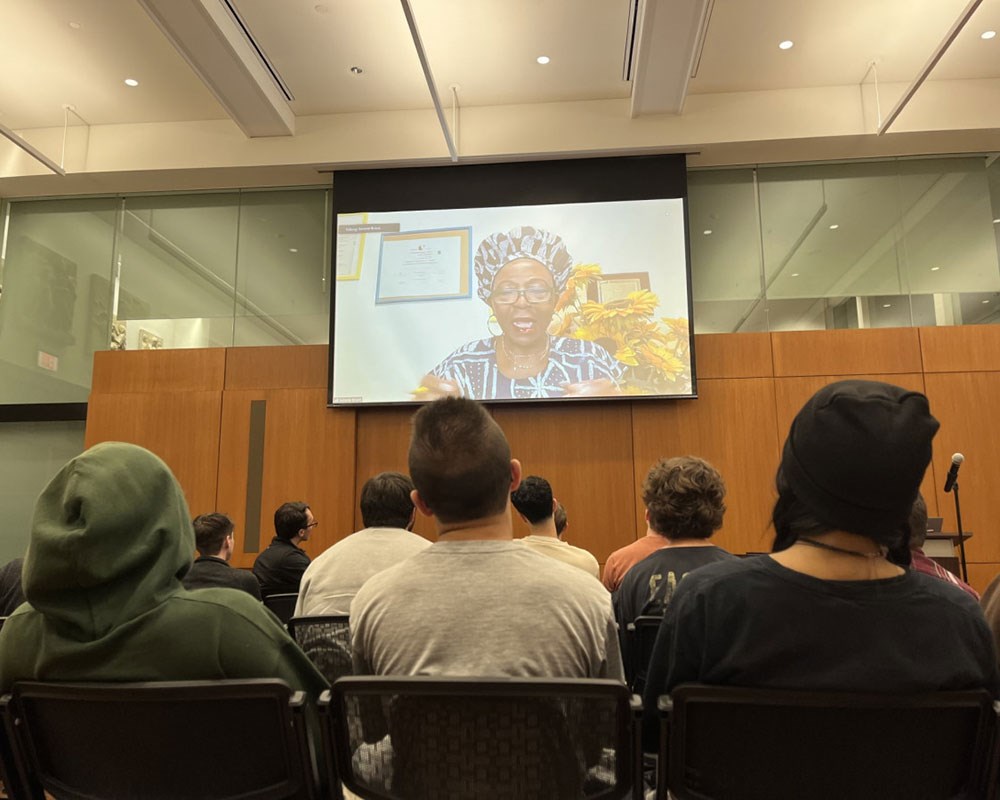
[0,441,326,696]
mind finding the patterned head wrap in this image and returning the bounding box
[474,226,573,304]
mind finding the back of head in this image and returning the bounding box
[408,397,512,524]
[511,475,554,524]
[274,501,309,540]
[193,513,234,557]
[774,379,939,560]
[360,472,416,529]
[553,502,568,536]
[642,456,726,539]
[908,493,929,550]
[23,441,194,638]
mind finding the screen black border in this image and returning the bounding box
[328,154,697,407]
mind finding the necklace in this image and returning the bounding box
[797,537,884,560]
[500,336,550,370]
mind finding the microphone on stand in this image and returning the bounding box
[943,453,964,493]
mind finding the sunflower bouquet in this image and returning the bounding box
[552,263,691,394]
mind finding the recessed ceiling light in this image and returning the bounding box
[882,303,892,308]
[536,56,551,65]
[703,229,713,235]
[779,40,794,50]
[790,273,800,277]
[983,299,992,304]
[993,218,1000,224]
[288,248,298,253]
[124,78,139,87]
[981,30,997,40]
[68,21,81,29]
[349,66,363,75]
[930,266,941,271]
[828,224,839,230]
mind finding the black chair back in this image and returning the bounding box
[287,615,353,684]
[264,592,299,624]
[1,679,316,800]
[624,615,662,693]
[322,676,641,800]
[658,684,999,800]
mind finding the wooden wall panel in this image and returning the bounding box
[216,388,356,569]
[922,372,1000,563]
[225,345,328,390]
[967,563,1000,597]
[631,379,781,556]
[772,328,922,377]
[493,402,636,564]
[919,326,1000,373]
[694,332,773,379]
[92,348,225,393]
[85,391,222,519]
[354,406,435,541]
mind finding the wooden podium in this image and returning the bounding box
[923,532,972,580]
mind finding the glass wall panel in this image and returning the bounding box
[233,189,330,346]
[118,193,240,350]
[0,421,85,564]
[757,162,909,330]
[687,169,765,333]
[0,198,117,402]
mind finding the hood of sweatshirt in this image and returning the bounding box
[23,441,194,640]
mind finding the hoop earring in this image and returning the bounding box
[487,313,503,337]
[546,315,561,336]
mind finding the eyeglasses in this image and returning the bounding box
[304,521,319,529]
[491,285,554,305]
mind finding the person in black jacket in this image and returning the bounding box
[182,513,261,600]
[252,501,314,597]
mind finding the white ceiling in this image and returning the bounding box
[2,0,997,131]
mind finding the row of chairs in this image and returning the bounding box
[1,676,997,799]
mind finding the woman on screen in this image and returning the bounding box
[416,227,623,400]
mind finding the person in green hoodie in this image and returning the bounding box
[0,441,327,696]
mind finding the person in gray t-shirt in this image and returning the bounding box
[351,397,624,683]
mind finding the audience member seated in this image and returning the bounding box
[640,380,999,751]
[253,501,314,598]
[351,397,624,681]
[182,513,262,599]
[613,456,736,632]
[0,557,24,616]
[0,442,327,696]
[294,472,430,617]
[603,484,675,592]
[554,501,568,538]
[979,575,1000,664]
[907,492,979,599]
[511,475,600,578]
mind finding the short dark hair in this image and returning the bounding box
[642,456,726,540]
[408,397,512,524]
[553,502,568,536]
[511,476,554,524]
[192,513,234,556]
[274,501,310,540]
[908,492,929,550]
[361,472,416,529]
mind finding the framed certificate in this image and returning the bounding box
[375,227,471,304]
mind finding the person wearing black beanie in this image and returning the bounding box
[641,379,999,757]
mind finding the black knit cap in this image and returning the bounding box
[780,380,939,538]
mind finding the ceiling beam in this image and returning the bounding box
[629,0,714,118]
[137,0,295,137]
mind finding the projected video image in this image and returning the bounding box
[331,198,692,405]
